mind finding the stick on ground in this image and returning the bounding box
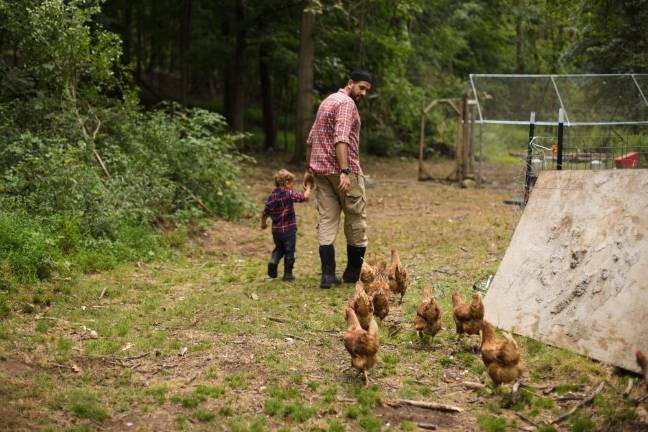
[387,399,463,413]
[551,381,605,424]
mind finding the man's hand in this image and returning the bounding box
[260,219,267,230]
[338,172,351,194]
[303,169,314,189]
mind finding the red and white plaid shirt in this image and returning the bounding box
[307,88,363,176]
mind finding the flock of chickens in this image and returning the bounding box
[343,247,522,386]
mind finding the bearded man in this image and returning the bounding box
[303,70,372,288]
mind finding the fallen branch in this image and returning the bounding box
[336,397,356,403]
[551,381,605,424]
[555,392,586,402]
[417,423,437,430]
[623,379,634,398]
[51,362,75,371]
[387,399,463,413]
[635,393,648,404]
[285,334,305,341]
[604,379,622,396]
[93,149,111,179]
[513,411,539,428]
[99,287,107,300]
[124,352,150,361]
[462,381,486,390]
[152,363,179,375]
[267,316,289,323]
[179,185,212,214]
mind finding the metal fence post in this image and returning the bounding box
[524,112,536,204]
[557,108,565,170]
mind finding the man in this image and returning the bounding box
[303,70,372,288]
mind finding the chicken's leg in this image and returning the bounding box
[363,370,370,386]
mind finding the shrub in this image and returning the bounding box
[0,2,252,285]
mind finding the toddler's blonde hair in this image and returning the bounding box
[274,169,295,187]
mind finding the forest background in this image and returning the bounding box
[0,0,647,287]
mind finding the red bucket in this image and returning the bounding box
[614,152,639,169]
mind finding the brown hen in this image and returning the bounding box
[343,306,379,384]
[359,260,378,285]
[388,246,408,304]
[481,321,523,386]
[365,262,390,320]
[452,291,484,336]
[414,287,442,340]
[349,282,374,331]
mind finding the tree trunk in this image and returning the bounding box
[293,7,315,164]
[180,0,193,105]
[515,17,525,73]
[122,0,132,65]
[135,1,142,79]
[228,0,246,132]
[222,10,232,124]
[259,41,276,149]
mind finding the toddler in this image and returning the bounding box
[261,169,312,281]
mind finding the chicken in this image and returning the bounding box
[365,262,390,320]
[452,291,484,336]
[480,321,522,386]
[414,287,442,340]
[637,350,648,390]
[349,282,374,331]
[343,306,379,384]
[388,246,408,304]
[359,261,378,285]
[371,285,390,321]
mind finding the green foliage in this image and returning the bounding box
[194,385,225,398]
[0,0,251,285]
[351,385,381,414]
[569,414,594,432]
[357,415,382,432]
[194,409,215,422]
[327,420,346,432]
[478,414,507,432]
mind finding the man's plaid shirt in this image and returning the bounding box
[307,89,363,176]
[263,188,306,233]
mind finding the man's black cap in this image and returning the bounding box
[350,70,372,84]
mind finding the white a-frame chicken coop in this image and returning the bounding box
[471,74,648,372]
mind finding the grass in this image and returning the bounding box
[68,390,109,422]
[477,414,507,432]
[0,157,641,431]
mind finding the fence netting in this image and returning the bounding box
[470,74,648,126]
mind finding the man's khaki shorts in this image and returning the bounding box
[314,173,368,247]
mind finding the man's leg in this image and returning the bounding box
[314,175,342,288]
[268,233,284,278]
[341,174,368,283]
[283,232,296,281]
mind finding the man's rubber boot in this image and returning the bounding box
[342,245,366,283]
[319,245,341,288]
[267,250,283,278]
[283,258,295,281]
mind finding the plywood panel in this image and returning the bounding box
[484,169,648,372]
